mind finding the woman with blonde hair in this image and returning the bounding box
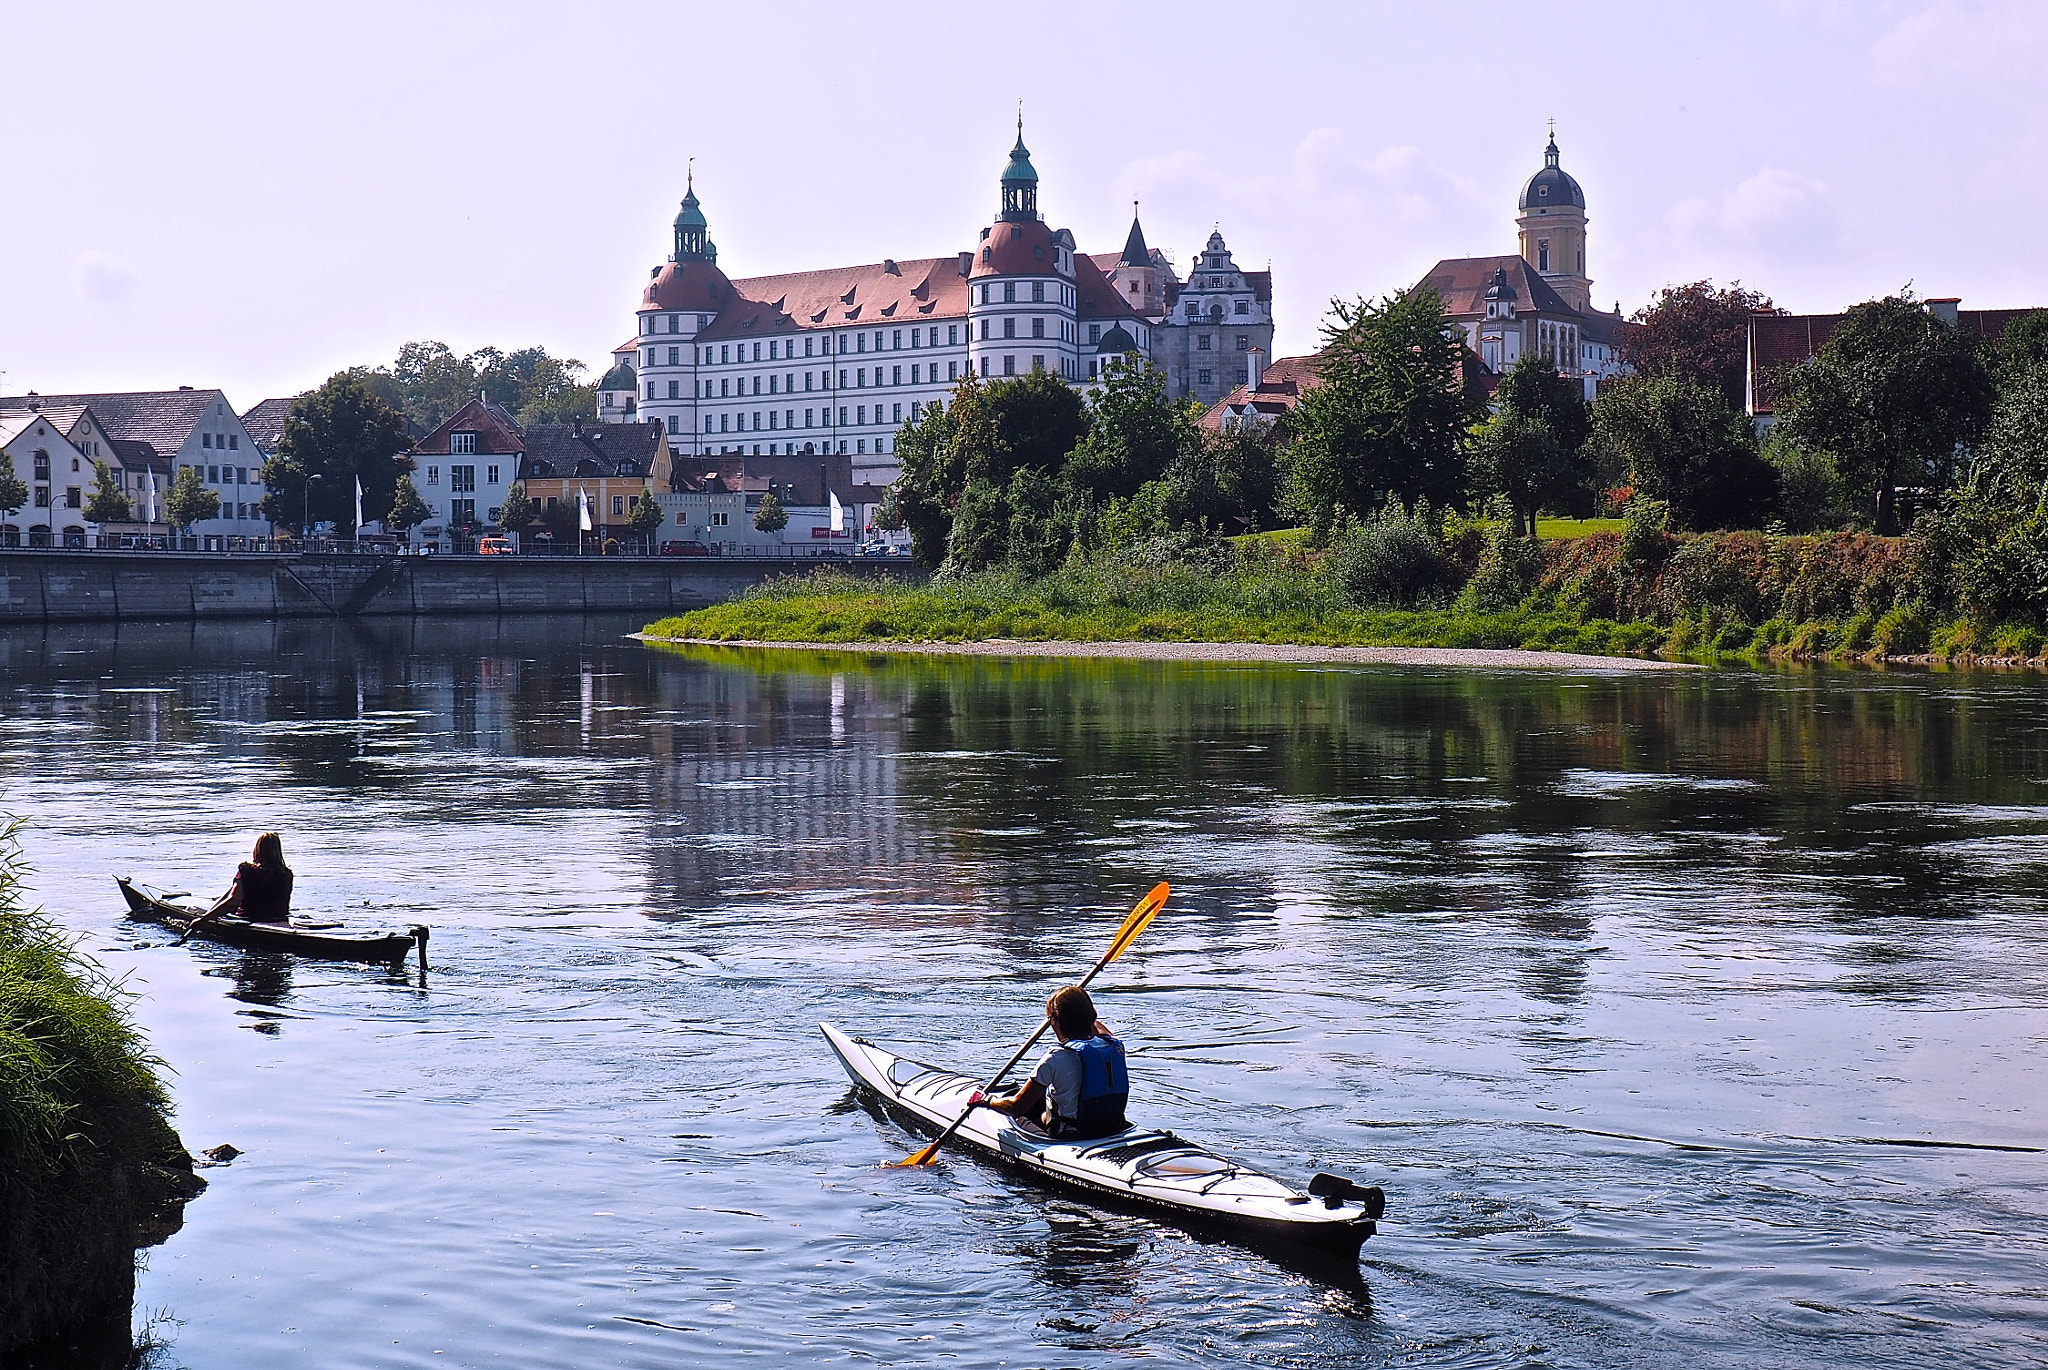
[204,831,295,924]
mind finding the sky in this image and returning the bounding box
[4,0,2047,409]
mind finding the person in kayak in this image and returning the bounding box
[204,831,295,924]
[980,985,1130,1140]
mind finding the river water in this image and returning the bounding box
[4,617,2045,1369]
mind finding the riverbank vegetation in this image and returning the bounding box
[650,282,2048,665]
[1,826,201,1363]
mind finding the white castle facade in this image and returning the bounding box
[601,127,1274,490]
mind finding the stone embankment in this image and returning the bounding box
[0,550,911,624]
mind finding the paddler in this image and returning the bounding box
[979,986,1130,1140]
[202,831,295,924]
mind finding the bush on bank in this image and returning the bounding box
[1,826,202,1360]
[645,513,2048,666]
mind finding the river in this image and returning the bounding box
[5,616,2044,1368]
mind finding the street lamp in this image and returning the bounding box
[304,474,323,544]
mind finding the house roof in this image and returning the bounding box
[971,217,1062,280]
[668,449,856,507]
[1074,250,1144,323]
[1198,354,1324,432]
[1418,255,1582,319]
[695,256,973,341]
[412,397,526,456]
[1119,213,1150,267]
[240,397,297,452]
[0,388,233,453]
[520,421,666,481]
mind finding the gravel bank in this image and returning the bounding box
[637,636,1702,672]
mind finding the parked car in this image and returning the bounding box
[661,540,712,557]
[477,536,514,555]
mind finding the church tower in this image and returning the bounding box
[968,121,1080,383]
[1516,134,1590,313]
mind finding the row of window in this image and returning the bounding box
[974,280,1073,307]
[697,438,890,457]
[422,464,501,487]
[652,360,969,403]
[199,432,241,451]
[976,316,1072,342]
[1183,299,1254,319]
[645,325,970,370]
[702,401,930,434]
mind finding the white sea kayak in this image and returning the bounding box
[821,1022,1384,1253]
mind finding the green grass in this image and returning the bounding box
[1536,517,1625,539]
[643,564,1662,657]
[2,822,194,1352]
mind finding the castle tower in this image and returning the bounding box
[968,122,1080,383]
[1516,134,1590,313]
[637,171,736,452]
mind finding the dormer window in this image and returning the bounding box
[451,432,478,455]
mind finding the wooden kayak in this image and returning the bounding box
[822,1023,1383,1254]
[116,877,428,970]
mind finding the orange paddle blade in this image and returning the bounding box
[895,1138,944,1168]
[1104,882,1169,965]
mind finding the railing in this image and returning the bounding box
[0,537,912,564]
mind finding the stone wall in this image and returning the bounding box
[0,552,906,624]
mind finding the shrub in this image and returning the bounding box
[1618,496,1670,567]
[1871,604,1930,656]
[1459,515,1544,613]
[1989,625,2044,660]
[1328,498,1458,608]
[1932,617,1983,659]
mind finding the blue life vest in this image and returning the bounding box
[1056,1036,1129,1138]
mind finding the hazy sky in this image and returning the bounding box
[5,0,2045,409]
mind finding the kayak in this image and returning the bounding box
[821,1022,1383,1254]
[117,877,428,970]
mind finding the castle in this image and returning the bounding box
[598,125,1274,491]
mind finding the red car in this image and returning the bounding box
[661,540,712,557]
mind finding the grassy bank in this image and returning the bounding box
[1,826,202,1362]
[643,528,2048,668]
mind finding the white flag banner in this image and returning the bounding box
[354,477,364,530]
[145,469,158,525]
[578,486,593,532]
[828,489,843,537]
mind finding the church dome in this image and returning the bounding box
[642,259,735,312]
[1094,324,1138,355]
[1519,135,1585,212]
[971,217,1060,278]
[599,359,637,391]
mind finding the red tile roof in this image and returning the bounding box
[1198,354,1323,432]
[1416,255,1580,319]
[1746,307,2044,413]
[696,256,973,341]
[412,398,525,456]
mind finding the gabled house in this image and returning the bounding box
[408,398,526,549]
[518,419,669,544]
[0,409,92,544]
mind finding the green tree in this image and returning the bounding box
[1993,311,2048,385]
[1469,413,1564,537]
[1592,373,1775,532]
[1622,280,1780,410]
[1774,294,1996,533]
[1064,361,1195,502]
[0,455,26,522]
[385,474,431,534]
[1288,287,1477,538]
[503,352,596,426]
[1203,419,1285,532]
[1496,354,1592,455]
[83,460,130,524]
[872,488,906,532]
[385,341,480,431]
[263,372,413,533]
[628,491,665,548]
[162,466,220,531]
[753,491,788,533]
[495,482,536,534]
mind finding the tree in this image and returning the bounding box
[872,488,906,532]
[1468,413,1564,537]
[1592,373,1776,531]
[1773,294,1996,533]
[263,372,413,533]
[1994,310,2048,385]
[1288,287,1478,538]
[628,491,665,547]
[753,491,788,533]
[1484,354,1595,531]
[84,460,130,524]
[385,474,431,534]
[1201,420,1285,533]
[1064,361,1195,503]
[0,455,26,522]
[1621,280,1780,410]
[502,352,596,427]
[386,341,480,431]
[163,466,220,532]
[496,483,536,535]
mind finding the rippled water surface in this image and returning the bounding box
[6,617,2047,1368]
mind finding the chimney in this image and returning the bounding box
[1247,348,1266,391]
[573,415,582,434]
[958,251,973,277]
[1926,297,1961,326]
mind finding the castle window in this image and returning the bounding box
[721,345,730,363]
[892,366,902,385]
[893,329,902,349]
[1198,335,1212,351]
[1198,370,1212,386]
[720,379,729,397]
[892,403,902,423]
[1129,282,1138,294]
[805,408,815,427]
[753,376,762,395]
[1003,355,1016,376]
[1004,282,1016,304]
[1031,318,1044,338]
[949,361,959,380]
[1236,336,1249,350]
[1032,281,1044,303]
[857,368,866,387]
[668,381,679,399]
[806,337,816,356]
[857,406,866,425]
[668,347,680,365]
[1235,301,1248,315]
[1089,324,1100,344]
[949,325,959,346]
[839,407,848,425]
[1003,319,1015,339]
[1031,356,1044,372]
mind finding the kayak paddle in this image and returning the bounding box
[895,880,1169,1168]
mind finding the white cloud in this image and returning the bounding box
[1869,0,2048,90]
[1663,167,1842,261]
[74,252,140,307]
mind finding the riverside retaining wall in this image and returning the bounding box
[0,551,904,624]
